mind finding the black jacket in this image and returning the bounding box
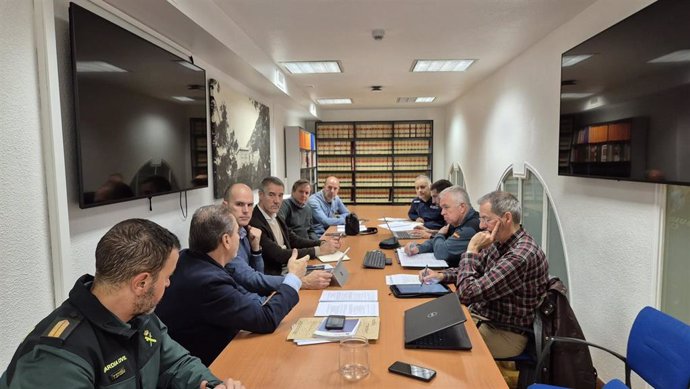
[537,277,597,388]
[250,205,321,275]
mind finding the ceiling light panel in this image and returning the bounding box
[412,59,475,72]
[317,98,352,105]
[283,61,342,74]
[415,97,436,103]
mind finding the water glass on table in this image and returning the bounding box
[338,336,369,381]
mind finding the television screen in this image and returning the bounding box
[559,0,690,186]
[70,4,208,208]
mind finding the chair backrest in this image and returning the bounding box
[627,306,690,389]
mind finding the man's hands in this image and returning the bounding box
[286,249,309,278]
[403,242,420,255]
[247,226,262,252]
[200,379,245,389]
[319,237,340,255]
[301,270,333,289]
[467,219,500,253]
[417,269,443,284]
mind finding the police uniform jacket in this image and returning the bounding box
[408,196,445,229]
[0,274,217,389]
[417,208,481,267]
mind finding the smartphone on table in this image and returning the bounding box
[388,361,436,382]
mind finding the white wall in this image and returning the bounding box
[443,0,658,382]
[320,108,446,181]
[0,0,56,369]
[0,0,299,368]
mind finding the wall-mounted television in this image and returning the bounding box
[559,0,690,186]
[69,3,208,208]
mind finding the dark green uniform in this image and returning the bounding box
[0,275,220,389]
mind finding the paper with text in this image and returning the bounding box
[396,248,448,268]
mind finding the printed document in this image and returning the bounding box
[314,289,379,317]
[396,248,448,268]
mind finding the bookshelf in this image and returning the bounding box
[190,118,208,179]
[562,118,646,178]
[284,126,317,190]
[316,121,433,204]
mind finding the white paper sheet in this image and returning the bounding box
[317,251,351,263]
[395,248,448,268]
[319,290,378,302]
[314,302,379,317]
[336,224,367,232]
[385,274,422,285]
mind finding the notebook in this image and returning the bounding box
[403,293,472,350]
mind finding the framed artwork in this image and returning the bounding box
[209,78,271,198]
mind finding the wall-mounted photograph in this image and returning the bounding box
[209,78,271,198]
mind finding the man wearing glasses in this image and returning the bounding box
[403,185,480,267]
[420,191,549,358]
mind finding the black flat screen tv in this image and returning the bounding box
[69,3,208,208]
[559,0,690,186]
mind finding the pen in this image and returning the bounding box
[422,265,429,285]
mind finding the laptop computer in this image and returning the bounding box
[329,247,350,287]
[404,292,473,350]
[383,218,416,240]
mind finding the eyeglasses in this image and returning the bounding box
[479,216,500,223]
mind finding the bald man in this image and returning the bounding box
[308,176,350,236]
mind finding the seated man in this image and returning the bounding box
[251,176,340,275]
[0,219,242,389]
[156,205,306,365]
[408,175,445,229]
[413,179,453,238]
[403,186,480,267]
[420,191,549,358]
[308,175,350,236]
[224,182,332,290]
[278,179,319,240]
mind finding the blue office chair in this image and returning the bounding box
[529,306,690,389]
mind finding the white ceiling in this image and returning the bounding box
[104,0,598,112]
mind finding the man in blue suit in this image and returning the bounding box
[155,204,306,365]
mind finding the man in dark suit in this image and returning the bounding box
[250,176,341,276]
[156,204,306,365]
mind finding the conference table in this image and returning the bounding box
[210,205,508,388]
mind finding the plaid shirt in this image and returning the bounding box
[441,227,549,327]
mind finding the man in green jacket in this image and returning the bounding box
[0,219,244,389]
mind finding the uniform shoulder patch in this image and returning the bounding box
[41,315,82,341]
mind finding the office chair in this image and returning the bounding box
[529,306,690,389]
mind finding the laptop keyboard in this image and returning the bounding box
[394,231,414,239]
[363,250,386,269]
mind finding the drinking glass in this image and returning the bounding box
[338,336,369,381]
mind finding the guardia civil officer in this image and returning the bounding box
[0,219,244,389]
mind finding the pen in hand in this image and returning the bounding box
[422,265,429,285]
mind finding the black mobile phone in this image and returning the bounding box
[388,361,436,382]
[324,315,346,330]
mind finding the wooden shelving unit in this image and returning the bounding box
[285,126,317,190]
[315,120,433,204]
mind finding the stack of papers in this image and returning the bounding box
[314,290,379,317]
[287,317,380,346]
[396,248,449,268]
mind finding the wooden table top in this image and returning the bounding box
[210,205,508,388]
